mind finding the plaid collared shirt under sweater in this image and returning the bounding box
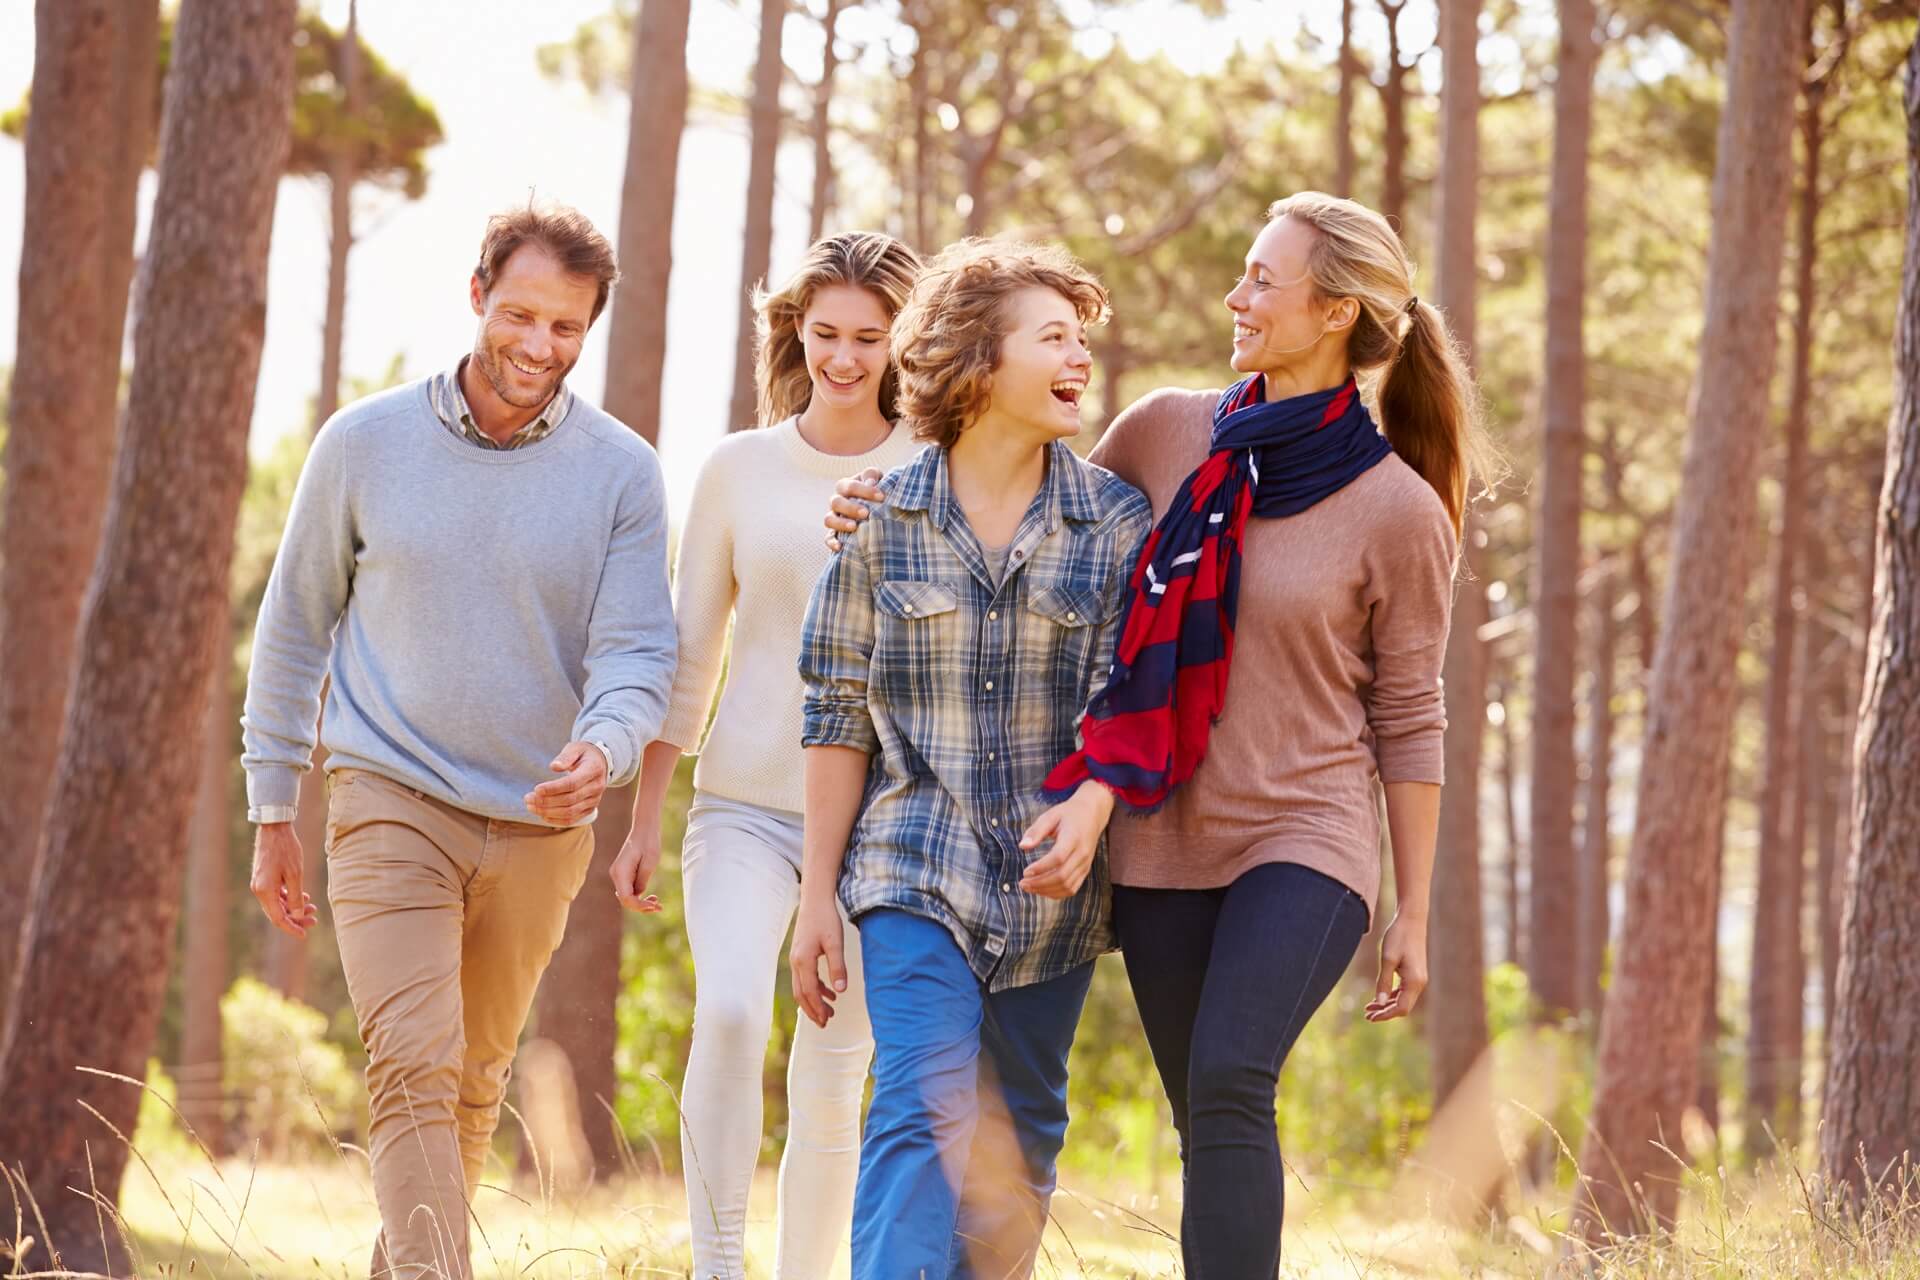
[427,357,573,450]
[800,441,1154,991]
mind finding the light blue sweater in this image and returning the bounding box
[241,379,676,827]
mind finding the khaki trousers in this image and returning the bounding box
[325,768,594,1279]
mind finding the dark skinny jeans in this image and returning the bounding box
[1113,861,1369,1279]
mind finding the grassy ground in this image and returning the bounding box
[77,1141,1920,1278]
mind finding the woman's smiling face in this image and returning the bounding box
[800,284,892,415]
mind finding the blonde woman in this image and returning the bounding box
[828,195,1491,1274]
[610,232,924,1278]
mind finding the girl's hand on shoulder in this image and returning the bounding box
[824,468,886,552]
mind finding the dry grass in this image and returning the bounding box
[55,1142,1920,1278]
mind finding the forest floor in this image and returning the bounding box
[86,1144,1920,1279]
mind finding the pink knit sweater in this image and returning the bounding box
[1087,386,1457,917]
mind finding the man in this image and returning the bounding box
[241,203,675,1278]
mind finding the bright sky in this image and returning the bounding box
[0,0,1358,510]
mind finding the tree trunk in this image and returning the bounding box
[1335,0,1356,197]
[0,0,158,1017]
[1576,560,1614,1019]
[909,4,932,250]
[1378,1,1409,230]
[727,0,788,434]
[180,626,233,1156]
[1695,746,1735,1139]
[808,0,846,242]
[1528,0,1596,1024]
[1819,30,1920,1208]
[1497,672,1523,968]
[314,0,361,432]
[0,1,294,1267]
[1746,22,1825,1158]
[535,785,635,1179]
[603,0,692,446]
[1571,0,1807,1242]
[1426,0,1489,1135]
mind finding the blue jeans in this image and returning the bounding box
[1113,862,1369,1280]
[851,909,1094,1280]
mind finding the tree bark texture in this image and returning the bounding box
[1377,1,1410,231]
[0,0,295,1267]
[1747,27,1826,1157]
[314,0,360,432]
[727,0,787,434]
[1497,672,1523,969]
[1335,0,1356,198]
[180,629,233,1156]
[0,0,158,1018]
[603,0,691,446]
[1577,561,1614,1020]
[1529,0,1597,1024]
[1427,0,1489,1124]
[1572,0,1807,1241]
[808,0,846,242]
[1819,30,1920,1208]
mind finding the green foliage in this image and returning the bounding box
[129,1059,196,1160]
[220,977,366,1160]
[6,10,443,194]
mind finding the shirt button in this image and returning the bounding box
[903,603,915,614]
[989,816,998,826]
[987,751,996,761]
[1066,611,1077,622]
[1013,550,1025,561]
[985,680,994,690]
[1001,883,1012,892]
[989,610,999,621]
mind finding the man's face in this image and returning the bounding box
[467,246,598,410]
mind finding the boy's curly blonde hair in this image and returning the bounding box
[889,238,1110,448]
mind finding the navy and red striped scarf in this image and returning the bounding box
[1042,374,1393,813]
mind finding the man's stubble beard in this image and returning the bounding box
[474,337,573,410]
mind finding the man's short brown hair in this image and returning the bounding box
[890,239,1110,448]
[474,202,620,323]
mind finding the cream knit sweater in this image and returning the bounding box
[658,416,925,812]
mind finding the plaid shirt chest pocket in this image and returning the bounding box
[871,579,968,699]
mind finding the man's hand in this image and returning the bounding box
[525,740,609,825]
[822,467,886,552]
[789,893,847,1028]
[1018,780,1115,899]
[250,823,318,939]
[1366,910,1429,1023]
[609,824,664,914]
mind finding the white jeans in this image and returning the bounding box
[679,793,873,1279]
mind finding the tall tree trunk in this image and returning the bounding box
[1497,672,1523,968]
[0,1,294,1266]
[727,0,788,434]
[1528,0,1596,1024]
[1747,17,1826,1157]
[909,3,932,250]
[1427,0,1489,1131]
[0,0,158,1017]
[180,627,233,1156]
[1819,30,1920,1207]
[603,0,692,447]
[1378,1,1409,230]
[1695,747,1735,1138]
[1335,0,1356,197]
[315,0,361,431]
[1577,559,1614,1019]
[1571,0,1807,1241]
[535,789,634,1178]
[807,0,846,242]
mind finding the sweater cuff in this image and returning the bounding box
[656,698,708,754]
[1375,732,1445,786]
[247,764,303,817]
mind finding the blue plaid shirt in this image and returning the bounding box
[800,441,1153,990]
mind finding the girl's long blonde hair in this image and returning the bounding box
[1266,192,1499,534]
[753,231,924,427]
